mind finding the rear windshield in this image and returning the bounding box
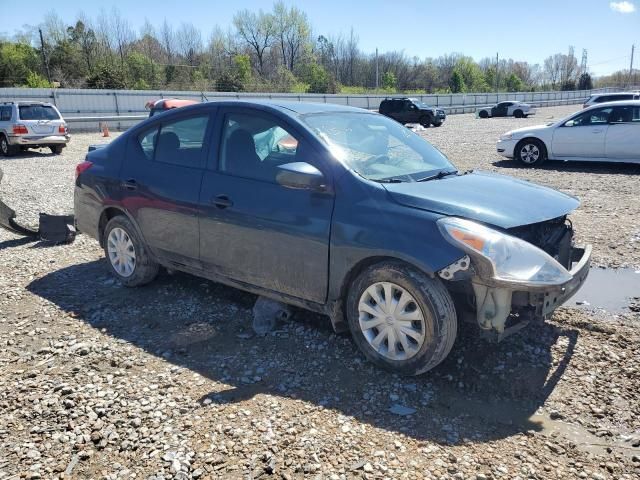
[18,105,60,120]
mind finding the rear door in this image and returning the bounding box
[16,104,63,135]
[605,105,640,162]
[198,107,334,303]
[120,110,214,268]
[551,106,612,159]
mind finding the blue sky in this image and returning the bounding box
[3,0,638,76]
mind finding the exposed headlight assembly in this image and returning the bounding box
[437,217,572,287]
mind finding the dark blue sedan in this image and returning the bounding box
[74,101,591,375]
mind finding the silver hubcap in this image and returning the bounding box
[1,139,7,154]
[358,282,427,361]
[107,227,136,277]
[520,143,540,163]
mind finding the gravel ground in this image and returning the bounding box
[1,106,639,479]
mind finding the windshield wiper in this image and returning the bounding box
[375,177,405,183]
[416,170,458,182]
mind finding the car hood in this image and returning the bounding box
[383,171,579,229]
[508,124,552,136]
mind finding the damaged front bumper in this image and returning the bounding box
[440,245,591,340]
[0,168,76,243]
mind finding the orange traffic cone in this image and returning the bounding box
[102,122,110,137]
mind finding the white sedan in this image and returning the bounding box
[477,101,536,119]
[496,100,640,167]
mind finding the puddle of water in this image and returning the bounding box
[573,268,640,313]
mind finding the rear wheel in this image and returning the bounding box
[432,121,443,127]
[0,135,18,157]
[515,138,546,167]
[346,261,457,376]
[50,145,63,155]
[103,215,159,287]
[514,109,524,118]
[479,110,489,119]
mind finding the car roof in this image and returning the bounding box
[585,99,640,108]
[173,99,370,116]
[1,101,54,107]
[590,92,638,98]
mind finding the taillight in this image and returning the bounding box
[75,161,93,179]
[59,124,67,134]
[12,124,28,135]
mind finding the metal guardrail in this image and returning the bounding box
[63,97,586,130]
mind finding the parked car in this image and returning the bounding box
[582,91,639,108]
[477,101,535,119]
[497,100,640,166]
[75,101,590,375]
[0,101,69,156]
[379,98,446,127]
[145,98,198,117]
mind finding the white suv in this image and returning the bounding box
[0,102,69,156]
[583,91,639,108]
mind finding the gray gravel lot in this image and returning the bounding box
[0,106,639,479]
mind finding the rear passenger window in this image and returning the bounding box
[137,115,209,166]
[0,107,10,121]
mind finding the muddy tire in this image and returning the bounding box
[479,110,489,119]
[514,109,524,119]
[515,138,546,167]
[0,135,18,157]
[103,215,159,287]
[346,260,457,376]
[50,145,64,155]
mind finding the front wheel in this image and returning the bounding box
[432,121,443,127]
[103,215,159,287]
[515,138,546,167]
[419,116,432,128]
[478,110,489,119]
[346,261,457,376]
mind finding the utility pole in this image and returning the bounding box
[629,44,635,88]
[375,48,379,91]
[495,52,499,92]
[38,29,52,84]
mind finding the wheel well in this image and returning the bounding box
[98,207,126,246]
[515,137,547,159]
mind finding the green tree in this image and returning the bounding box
[0,42,40,87]
[578,73,593,90]
[233,54,252,84]
[86,64,127,89]
[382,71,396,90]
[505,73,524,92]
[448,69,465,93]
[24,71,52,88]
[299,62,330,93]
[455,56,489,92]
[125,52,159,89]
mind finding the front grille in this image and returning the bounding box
[507,216,573,269]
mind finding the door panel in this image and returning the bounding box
[199,108,334,303]
[551,107,612,158]
[120,112,213,267]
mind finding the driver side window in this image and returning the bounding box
[220,112,299,183]
[564,107,613,127]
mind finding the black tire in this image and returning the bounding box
[50,145,64,155]
[0,135,18,157]
[432,121,443,127]
[515,138,546,167]
[513,109,524,118]
[103,215,159,287]
[479,110,489,119]
[346,260,458,376]
[419,115,432,128]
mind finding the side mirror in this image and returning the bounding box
[276,162,326,191]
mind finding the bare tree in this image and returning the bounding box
[160,19,176,64]
[176,22,202,66]
[111,7,134,65]
[233,9,275,75]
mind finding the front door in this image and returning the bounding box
[552,106,612,159]
[121,111,214,267]
[606,105,640,162]
[492,102,510,117]
[199,108,334,303]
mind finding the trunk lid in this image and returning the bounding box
[383,170,579,229]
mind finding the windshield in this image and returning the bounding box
[303,112,454,181]
[18,105,60,121]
